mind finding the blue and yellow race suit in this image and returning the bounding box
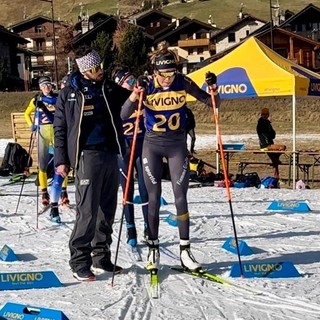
[24,93,68,192]
[122,73,219,241]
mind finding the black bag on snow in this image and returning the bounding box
[233,172,261,188]
[0,143,32,175]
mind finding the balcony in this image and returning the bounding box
[25,32,47,39]
[178,38,210,48]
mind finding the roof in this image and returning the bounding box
[280,3,320,28]
[155,18,218,44]
[72,16,118,45]
[9,15,66,30]
[150,16,191,40]
[74,12,110,30]
[128,8,174,23]
[211,14,267,39]
[258,26,320,47]
[0,25,29,44]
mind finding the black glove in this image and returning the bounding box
[205,72,217,86]
[36,100,45,109]
[136,76,149,90]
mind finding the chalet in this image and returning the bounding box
[74,11,110,36]
[196,25,320,72]
[154,19,219,73]
[0,25,29,91]
[280,3,320,42]
[211,14,266,53]
[256,26,320,71]
[128,9,174,36]
[71,16,118,48]
[10,15,69,83]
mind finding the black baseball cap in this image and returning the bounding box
[38,76,52,86]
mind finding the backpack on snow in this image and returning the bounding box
[233,172,261,188]
[260,176,279,189]
[189,157,205,179]
[0,143,32,175]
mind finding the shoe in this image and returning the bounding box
[41,191,50,206]
[50,206,61,224]
[91,260,123,274]
[127,224,137,247]
[60,190,70,205]
[146,239,160,270]
[73,266,96,281]
[180,245,201,271]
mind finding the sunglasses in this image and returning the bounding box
[89,65,103,74]
[126,77,135,86]
[157,70,177,78]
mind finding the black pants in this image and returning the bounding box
[69,150,119,272]
[142,133,190,241]
[118,138,148,226]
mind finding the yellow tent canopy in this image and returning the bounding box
[188,36,320,99]
[187,36,320,187]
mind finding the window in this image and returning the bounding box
[156,22,160,27]
[150,22,153,27]
[35,25,42,33]
[246,30,250,36]
[228,32,236,42]
[197,47,204,55]
[35,39,44,51]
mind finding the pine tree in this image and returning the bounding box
[91,31,115,78]
[115,25,150,76]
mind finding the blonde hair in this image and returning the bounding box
[149,41,178,65]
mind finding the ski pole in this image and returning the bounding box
[15,116,37,214]
[35,105,40,229]
[111,92,144,287]
[208,79,244,278]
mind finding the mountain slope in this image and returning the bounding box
[1,0,312,29]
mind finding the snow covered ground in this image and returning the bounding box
[1,136,320,320]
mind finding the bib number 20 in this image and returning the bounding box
[153,112,180,132]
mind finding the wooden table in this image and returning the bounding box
[216,149,296,185]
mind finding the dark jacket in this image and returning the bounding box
[54,71,130,169]
[256,117,276,149]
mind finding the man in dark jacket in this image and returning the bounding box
[54,48,130,281]
[257,107,286,179]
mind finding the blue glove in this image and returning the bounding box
[205,72,217,86]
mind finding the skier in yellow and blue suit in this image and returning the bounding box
[24,76,69,223]
[121,41,220,272]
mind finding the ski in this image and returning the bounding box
[149,269,159,299]
[170,266,228,285]
[38,205,51,216]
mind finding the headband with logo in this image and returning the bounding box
[76,50,101,73]
[114,69,132,85]
[154,54,177,70]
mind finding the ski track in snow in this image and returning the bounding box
[1,134,320,319]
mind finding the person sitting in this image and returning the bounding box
[257,107,286,179]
